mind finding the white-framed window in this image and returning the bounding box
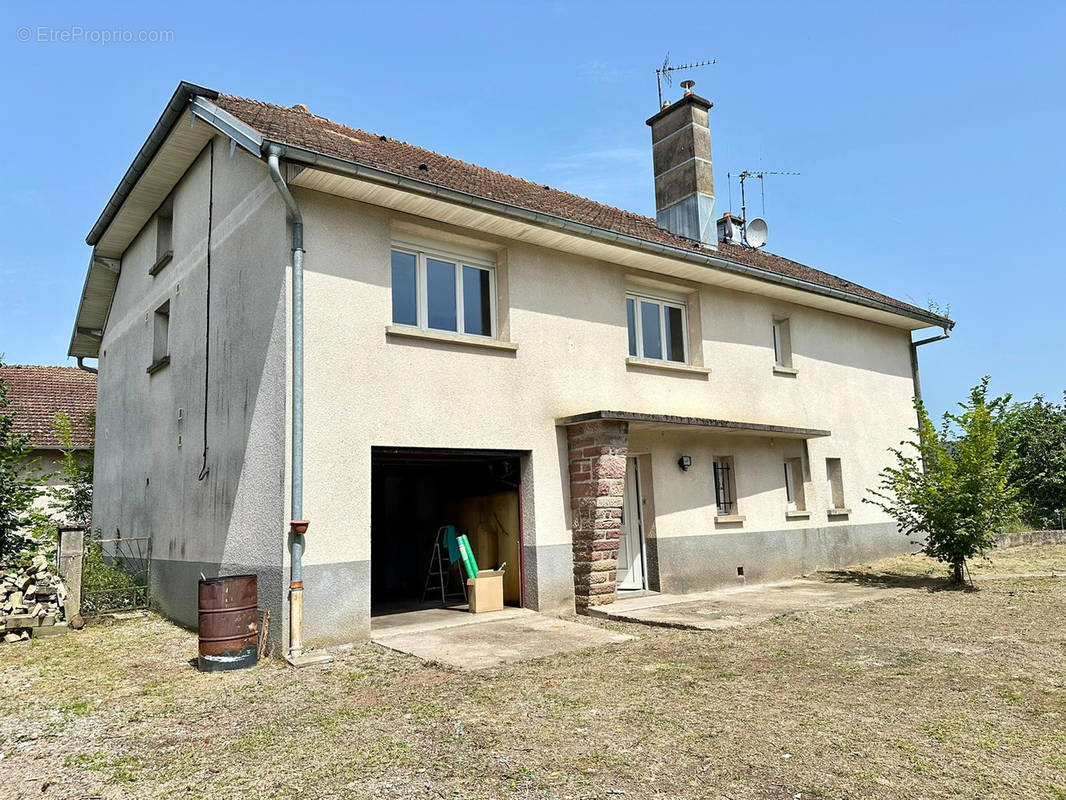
[390,242,496,338]
[784,458,805,511]
[772,317,793,368]
[626,292,687,363]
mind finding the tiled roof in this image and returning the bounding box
[0,366,96,448]
[213,94,939,322]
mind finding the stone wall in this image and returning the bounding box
[996,529,1066,549]
[566,420,629,611]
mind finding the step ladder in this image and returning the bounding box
[421,526,468,605]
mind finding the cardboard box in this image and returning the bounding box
[467,570,505,613]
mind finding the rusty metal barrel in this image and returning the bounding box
[197,574,259,672]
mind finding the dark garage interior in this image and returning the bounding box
[370,448,524,615]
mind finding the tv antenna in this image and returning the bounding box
[725,170,800,246]
[727,170,799,221]
[655,53,716,108]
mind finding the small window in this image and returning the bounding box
[148,300,170,374]
[390,245,496,337]
[784,458,806,511]
[826,458,845,509]
[773,317,793,368]
[626,293,687,363]
[150,214,173,276]
[713,456,737,516]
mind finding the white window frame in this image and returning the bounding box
[390,241,497,338]
[626,291,688,364]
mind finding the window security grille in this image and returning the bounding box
[714,461,734,515]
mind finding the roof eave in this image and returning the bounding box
[72,86,266,359]
[86,81,220,247]
[265,138,954,331]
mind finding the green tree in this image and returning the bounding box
[0,359,42,560]
[866,378,1021,585]
[1000,393,1066,530]
[50,410,94,529]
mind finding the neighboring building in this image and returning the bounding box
[68,82,953,652]
[0,365,96,520]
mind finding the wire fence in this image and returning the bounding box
[81,536,151,614]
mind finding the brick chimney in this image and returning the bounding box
[646,89,716,247]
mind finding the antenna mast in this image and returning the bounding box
[725,170,800,244]
[655,53,716,107]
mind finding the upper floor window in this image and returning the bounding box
[149,211,174,276]
[391,244,495,337]
[147,300,170,374]
[772,317,793,369]
[626,292,687,363]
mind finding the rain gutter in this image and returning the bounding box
[263,140,955,332]
[86,82,218,247]
[910,328,951,404]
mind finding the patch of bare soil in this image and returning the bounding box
[1,548,1065,799]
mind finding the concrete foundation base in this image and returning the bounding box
[650,521,904,596]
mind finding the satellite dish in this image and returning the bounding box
[746,217,768,248]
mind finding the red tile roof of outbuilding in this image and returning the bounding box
[0,366,96,448]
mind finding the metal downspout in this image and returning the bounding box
[76,357,98,375]
[267,146,308,657]
[910,328,951,404]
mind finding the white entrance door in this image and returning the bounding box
[617,457,645,591]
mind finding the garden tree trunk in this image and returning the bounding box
[953,561,965,585]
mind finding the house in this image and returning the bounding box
[0,365,96,520]
[68,82,953,654]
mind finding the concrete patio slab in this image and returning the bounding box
[589,578,911,630]
[370,604,528,637]
[372,609,632,669]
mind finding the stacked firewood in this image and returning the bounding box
[0,555,67,642]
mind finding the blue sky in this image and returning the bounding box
[1,0,1062,417]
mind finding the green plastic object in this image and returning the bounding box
[456,534,479,579]
[443,525,460,564]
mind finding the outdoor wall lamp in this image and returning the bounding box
[677,455,693,472]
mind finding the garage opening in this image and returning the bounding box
[371,447,524,617]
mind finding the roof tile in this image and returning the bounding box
[213,94,939,321]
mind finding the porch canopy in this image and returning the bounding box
[557,410,830,439]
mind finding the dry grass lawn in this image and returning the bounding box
[1,546,1065,799]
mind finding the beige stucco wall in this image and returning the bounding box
[293,185,918,629]
[91,140,924,647]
